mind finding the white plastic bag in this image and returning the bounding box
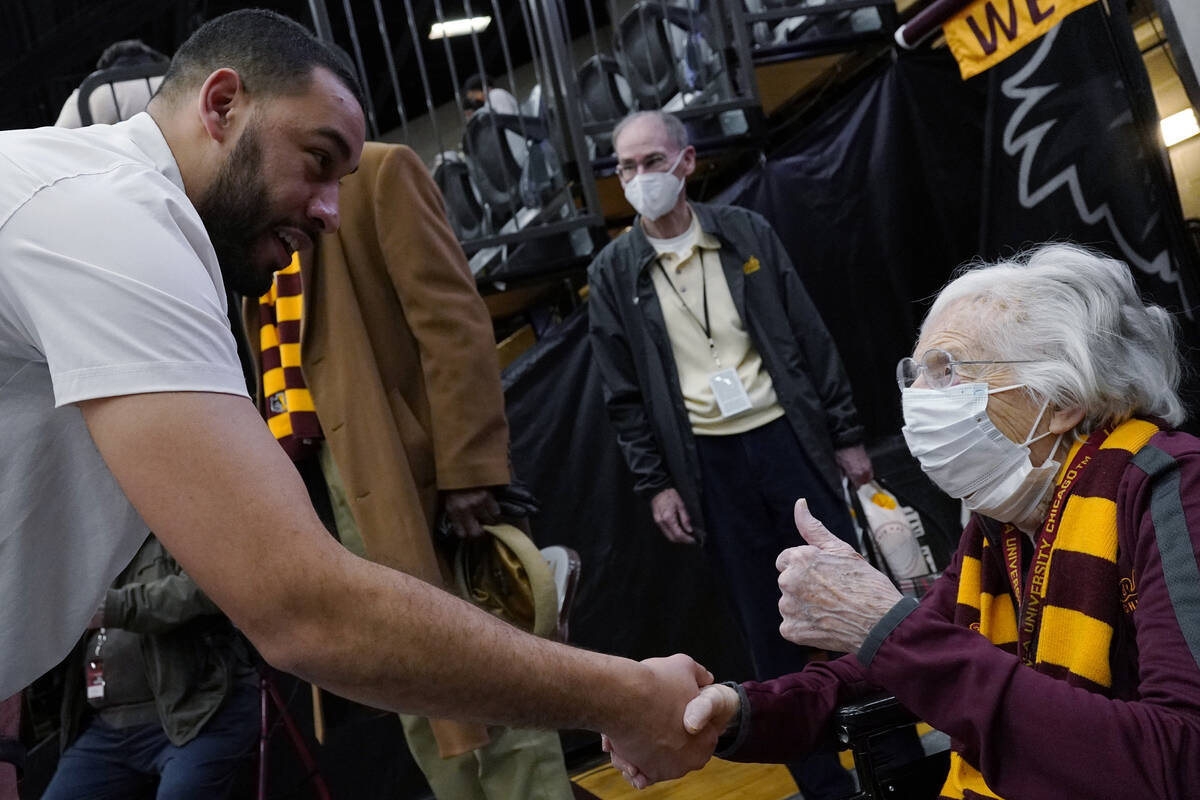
[855,481,936,579]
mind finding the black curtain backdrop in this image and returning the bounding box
[713,49,988,440]
[503,307,754,682]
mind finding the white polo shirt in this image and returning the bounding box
[0,113,248,698]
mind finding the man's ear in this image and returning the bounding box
[197,68,245,144]
[681,145,697,178]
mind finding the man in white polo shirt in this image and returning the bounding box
[587,110,876,799]
[0,10,716,784]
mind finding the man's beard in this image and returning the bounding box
[193,124,277,298]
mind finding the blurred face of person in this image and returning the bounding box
[463,87,486,120]
[194,66,365,297]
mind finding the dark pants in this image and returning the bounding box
[696,416,858,799]
[42,682,259,800]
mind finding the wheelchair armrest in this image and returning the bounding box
[834,694,920,747]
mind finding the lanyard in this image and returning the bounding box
[1000,429,1105,665]
[656,250,719,366]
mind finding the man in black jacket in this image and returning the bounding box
[587,110,872,800]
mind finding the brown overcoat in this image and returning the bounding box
[245,142,510,753]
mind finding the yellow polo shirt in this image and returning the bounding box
[646,211,784,435]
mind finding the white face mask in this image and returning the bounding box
[622,150,686,221]
[901,383,1063,531]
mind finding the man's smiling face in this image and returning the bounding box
[194,65,364,297]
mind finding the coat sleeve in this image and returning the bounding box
[856,447,1200,800]
[586,263,672,499]
[374,146,511,491]
[760,220,863,448]
[104,550,221,636]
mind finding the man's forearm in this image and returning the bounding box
[276,535,650,732]
[80,391,685,744]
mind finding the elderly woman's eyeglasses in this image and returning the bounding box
[896,348,1045,390]
[616,151,677,182]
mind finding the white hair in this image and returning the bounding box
[922,243,1187,431]
[612,110,689,153]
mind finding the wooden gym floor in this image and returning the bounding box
[569,722,941,799]
[571,758,800,800]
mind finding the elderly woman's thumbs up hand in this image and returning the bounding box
[777,499,904,653]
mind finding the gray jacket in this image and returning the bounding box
[587,202,863,541]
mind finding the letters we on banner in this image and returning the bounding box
[943,0,1100,79]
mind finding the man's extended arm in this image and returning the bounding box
[79,390,711,776]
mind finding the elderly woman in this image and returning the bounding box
[609,244,1200,798]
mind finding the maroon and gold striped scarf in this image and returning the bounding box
[258,253,322,461]
[941,418,1160,799]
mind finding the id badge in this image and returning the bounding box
[709,367,753,418]
[85,660,106,701]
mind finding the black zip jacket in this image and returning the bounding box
[587,202,864,542]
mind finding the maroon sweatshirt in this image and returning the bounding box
[723,430,1200,799]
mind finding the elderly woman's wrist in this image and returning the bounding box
[714,682,750,756]
[856,596,920,668]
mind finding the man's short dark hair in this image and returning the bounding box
[461,73,489,95]
[96,39,168,70]
[156,9,364,111]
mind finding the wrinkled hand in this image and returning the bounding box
[442,488,501,538]
[835,444,874,489]
[601,654,717,788]
[651,488,695,544]
[777,499,902,653]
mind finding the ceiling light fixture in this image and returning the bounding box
[1161,108,1200,148]
[429,16,491,39]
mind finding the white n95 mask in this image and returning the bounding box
[901,383,1062,530]
[623,150,685,221]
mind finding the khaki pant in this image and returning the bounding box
[400,715,574,800]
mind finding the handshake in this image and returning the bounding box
[597,500,902,788]
[597,654,739,789]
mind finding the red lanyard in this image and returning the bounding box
[1000,429,1107,665]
